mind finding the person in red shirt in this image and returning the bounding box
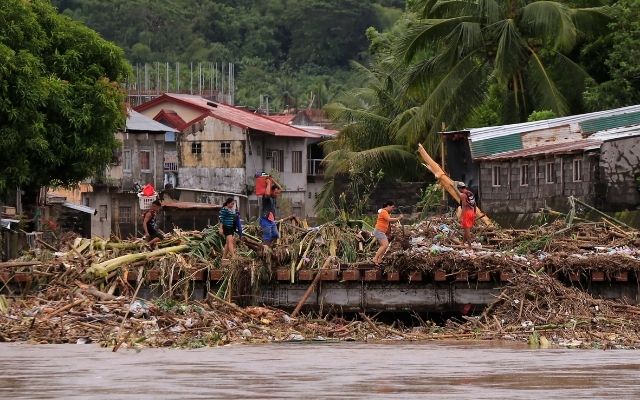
[457,182,477,247]
[372,201,403,265]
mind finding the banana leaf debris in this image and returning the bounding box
[2,213,640,349]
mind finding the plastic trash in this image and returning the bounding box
[438,224,451,233]
[430,244,453,254]
[287,333,304,341]
[129,300,149,318]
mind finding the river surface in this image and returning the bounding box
[1,341,639,399]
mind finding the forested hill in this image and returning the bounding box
[52,0,405,109]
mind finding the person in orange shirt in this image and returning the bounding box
[457,181,477,247]
[372,201,403,265]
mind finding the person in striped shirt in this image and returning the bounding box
[219,198,238,258]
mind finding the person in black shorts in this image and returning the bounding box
[143,200,164,249]
[219,198,238,258]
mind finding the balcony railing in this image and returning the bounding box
[164,151,178,171]
[307,159,324,176]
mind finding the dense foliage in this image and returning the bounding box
[0,0,129,195]
[52,0,404,109]
[317,0,638,211]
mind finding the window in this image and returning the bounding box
[119,206,132,224]
[292,151,303,173]
[520,164,529,186]
[308,192,312,199]
[269,149,284,172]
[191,142,202,155]
[492,166,501,187]
[123,149,132,172]
[546,162,556,183]
[220,142,231,158]
[140,150,150,172]
[573,159,582,182]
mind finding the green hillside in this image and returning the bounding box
[52,0,405,109]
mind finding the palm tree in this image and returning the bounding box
[398,0,610,136]
[316,55,429,213]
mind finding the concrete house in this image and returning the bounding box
[443,105,640,215]
[85,111,178,238]
[134,94,320,218]
[266,112,338,217]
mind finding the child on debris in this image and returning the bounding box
[219,198,238,258]
[457,181,477,247]
[143,200,164,249]
[372,201,403,265]
[260,177,282,248]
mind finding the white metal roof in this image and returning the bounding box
[467,104,640,142]
[62,202,97,215]
[126,110,178,133]
[589,125,640,141]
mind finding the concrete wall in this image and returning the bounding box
[116,131,166,191]
[178,167,246,194]
[306,180,324,217]
[177,117,246,194]
[246,134,308,218]
[600,136,640,209]
[84,189,113,239]
[479,153,598,214]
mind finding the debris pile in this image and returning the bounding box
[1,213,640,349]
[452,272,640,349]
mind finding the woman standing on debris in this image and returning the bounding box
[219,198,238,258]
[372,201,403,265]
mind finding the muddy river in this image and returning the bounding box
[1,342,639,399]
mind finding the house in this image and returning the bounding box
[265,112,338,217]
[84,110,178,238]
[443,105,640,215]
[134,94,321,218]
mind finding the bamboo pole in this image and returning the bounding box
[85,244,189,278]
[291,257,335,317]
[571,196,635,232]
[417,143,493,227]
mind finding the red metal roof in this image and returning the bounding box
[266,114,296,124]
[477,139,602,161]
[136,94,317,138]
[153,109,188,131]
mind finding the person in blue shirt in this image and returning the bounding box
[260,177,281,247]
[219,198,238,258]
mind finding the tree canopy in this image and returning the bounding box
[0,0,129,194]
[52,0,402,110]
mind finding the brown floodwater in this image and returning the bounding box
[1,341,639,399]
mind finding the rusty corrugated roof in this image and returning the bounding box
[163,94,318,138]
[266,114,296,124]
[163,201,221,210]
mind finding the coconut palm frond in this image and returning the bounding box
[519,1,577,52]
[526,48,569,116]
